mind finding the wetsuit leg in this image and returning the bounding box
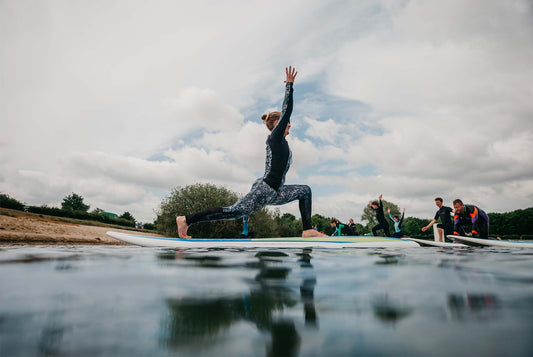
[185,179,276,226]
[478,213,490,239]
[383,223,391,237]
[269,184,313,230]
[372,223,381,236]
[372,222,391,237]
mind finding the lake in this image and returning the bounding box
[1,245,532,356]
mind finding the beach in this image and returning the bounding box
[0,208,161,245]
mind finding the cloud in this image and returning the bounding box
[1,0,532,228]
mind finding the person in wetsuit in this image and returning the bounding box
[388,207,405,238]
[348,218,359,236]
[369,195,391,237]
[330,218,356,236]
[421,197,454,242]
[176,67,327,239]
[452,199,490,239]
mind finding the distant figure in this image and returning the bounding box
[452,199,490,239]
[348,218,359,236]
[388,208,405,238]
[330,218,355,236]
[312,224,318,231]
[422,197,454,242]
[175,67,327,239]
[240,215,249,238]
[369,194,391,237]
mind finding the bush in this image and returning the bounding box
[143,223,156,230]
[0,193,25,211]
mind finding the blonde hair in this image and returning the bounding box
[261,111,281,131]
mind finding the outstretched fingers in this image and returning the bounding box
[285,66,298,83]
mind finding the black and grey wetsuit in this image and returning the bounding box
[371,199,391,237]
[185,82,314,231]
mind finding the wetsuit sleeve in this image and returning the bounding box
[388,213,394,222]
[434,211,440,220]
[270,82,293,142]
[399,212,404,227]
[453,212,464,236]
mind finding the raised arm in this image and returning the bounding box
[270,66,297,141]
[387,208,394,222]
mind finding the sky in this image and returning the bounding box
[1,0,533,224]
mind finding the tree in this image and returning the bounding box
[120,211,136,222]
[61,193,89,212]
[402,217,432,238]
[276,212,300,237]
[0,193,25,211]
[311,214,335,235]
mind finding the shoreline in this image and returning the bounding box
[0,208,162,245]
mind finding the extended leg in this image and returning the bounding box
[177,180,276,238]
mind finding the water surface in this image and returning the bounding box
[1,245,532,356]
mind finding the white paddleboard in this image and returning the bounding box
[448,235,533,248]
[106,231,420,248]
[406,237,468,248]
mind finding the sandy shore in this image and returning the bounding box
[0,208,163,245]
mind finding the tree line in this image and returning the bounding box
[0,192,149,229]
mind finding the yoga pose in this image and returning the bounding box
[330,218,356,236]
[176,67,326,238]
[369,194,391,237]
[388,208,405,238]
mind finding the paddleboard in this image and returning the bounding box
[448,235,533,248]
[406,237,467,248]
[106,231,420,248]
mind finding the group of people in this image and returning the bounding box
[175,66,489,241]
[421,197,490,241]
[367,194,490,240]
[367,195,406,238]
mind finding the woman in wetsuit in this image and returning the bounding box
[176,67,326,239]
[369,194,391,237]
[388,207,405,238]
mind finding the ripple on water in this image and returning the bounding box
[0,245,532,356]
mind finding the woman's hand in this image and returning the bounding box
[285,66,297,83]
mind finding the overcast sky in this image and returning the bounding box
[1,0,532,224]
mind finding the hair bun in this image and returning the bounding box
[261,114,268,121]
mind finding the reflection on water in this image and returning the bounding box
[0,245,533,356]
[162,249,313,356]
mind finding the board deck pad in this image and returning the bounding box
[107,231,420,248]
[448,235,533,248]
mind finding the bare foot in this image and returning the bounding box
[176,216,191,238]
[302,229,327,237]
